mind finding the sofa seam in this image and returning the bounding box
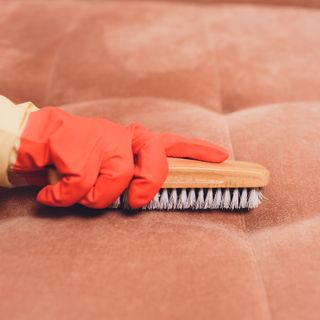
[245,232,274,320]
[211,44,224,113]
[224,115,235,159]
[202,10,224,113]
[225,115,273,319]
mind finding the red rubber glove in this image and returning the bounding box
[12,107,228,208]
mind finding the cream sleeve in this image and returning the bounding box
[0,95,39,188]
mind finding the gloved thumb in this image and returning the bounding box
[160,133,228,163]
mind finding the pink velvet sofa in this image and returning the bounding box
[0,0,319,319]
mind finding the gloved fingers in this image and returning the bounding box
[36,169,99,207]
[79,156,134,209]
[36,121,106,206]
[128,137,168,209]
[36,150,102,206]
[160,133,229,163]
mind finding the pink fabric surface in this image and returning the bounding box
[0,1,319,320]
[2,1,320,112]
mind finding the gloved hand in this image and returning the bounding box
[11,107,228,208]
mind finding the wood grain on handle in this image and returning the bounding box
[47,158,269,189]
[162,158,270,188]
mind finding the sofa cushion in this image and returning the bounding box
[1,98,319,319]
[1,1,320,112]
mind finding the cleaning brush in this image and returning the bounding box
[46,157,269,210]
[109,158,270,210]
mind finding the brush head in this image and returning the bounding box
[109,187,264,211]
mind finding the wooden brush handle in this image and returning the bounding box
[163,158,269,188]
[46,158,269,189]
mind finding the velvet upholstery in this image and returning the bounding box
[0,1,319,319]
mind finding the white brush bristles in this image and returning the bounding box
[230,188,239,210]
[248,189,263,209]
[240,188,248,209]
[168,189,178,210]
[204,189,213,209]
[177,188,188,210]
[222,189,231,209]
[187,188,196,208]
[213,189,222,209]
[196,188,205,209]
[110,187,264,210]
[110,196,121,209]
